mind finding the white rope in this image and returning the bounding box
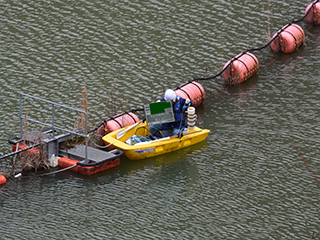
[36,164,78,176]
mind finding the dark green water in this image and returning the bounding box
[1,0,320,239]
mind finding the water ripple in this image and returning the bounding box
[1,0,320,239]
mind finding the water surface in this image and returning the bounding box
[1,0,320,239]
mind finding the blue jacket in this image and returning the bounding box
[160,96,193,130]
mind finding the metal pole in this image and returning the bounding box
[51,104,55,138]
[85,112,88,161]
[19,94,23,139]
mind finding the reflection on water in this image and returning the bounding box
[120,140,209,172]
[224,75,259,106]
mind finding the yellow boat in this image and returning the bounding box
[102,122,210,160]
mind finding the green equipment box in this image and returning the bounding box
[144,101,175,125]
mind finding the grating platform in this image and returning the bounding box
[8,128,53,145]
[59,145,123,167]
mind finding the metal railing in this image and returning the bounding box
[19,93,88,160]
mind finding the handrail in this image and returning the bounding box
[19,93,88,160]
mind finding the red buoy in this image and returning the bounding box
[222,52,259,85]
[175,81,206,107]
[0,174,6,186]
[305,0,320,25]
[270,24,305,53]
[97,112,140,141]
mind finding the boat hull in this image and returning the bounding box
[12,143,122,176]
[102,122,210,160]
[58,157,120,175]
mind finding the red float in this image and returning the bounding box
[222,52,259,85]
[0,174,6,186]
[305,0,320,25]
[58,157,120,176]
[175,81,206,107]
[97,112,140,141]
[13,143,40,155]
[270,24,305,53]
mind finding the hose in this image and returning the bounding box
[36,164,78,176]
[14,164,78,178]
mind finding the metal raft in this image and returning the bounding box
[5,93,123,166]
[17,93,89,161]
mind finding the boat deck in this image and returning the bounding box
[59,145,123,166]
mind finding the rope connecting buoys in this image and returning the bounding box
[97,112,140,141]
[270,24,305,53]
[192,1,319,85]
[175,81,206,107]
[0,174,7,186]
[92,0,320,142]
[305,0,320,25]
[93,1,320,140]
[222,52,259,85]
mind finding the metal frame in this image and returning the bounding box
[19,93,88,160]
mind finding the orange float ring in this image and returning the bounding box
[270,24,305,53]
[0,174,7,186]
[175,81,206,107]
[97,112,140,141]
[305,0,320,25]
[222,52,259,85]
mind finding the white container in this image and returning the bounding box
[48,154,59,168]
[187,107,196,130]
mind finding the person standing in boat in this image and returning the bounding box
[149,89,193,138]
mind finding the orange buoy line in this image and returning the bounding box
[94,0,319,139]
[192,0,320,85]
[0,174,7,186]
